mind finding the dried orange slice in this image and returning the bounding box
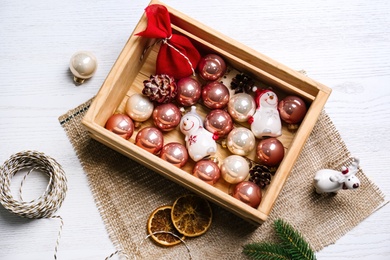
[171,194,212,237]
[147,205,185,246]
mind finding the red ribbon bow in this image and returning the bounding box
[136,4,201,79]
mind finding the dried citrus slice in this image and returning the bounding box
[147,205,185,246]
[171,194,212,237]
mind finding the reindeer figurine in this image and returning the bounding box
[313,158,360,194]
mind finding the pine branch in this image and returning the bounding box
[243,242,291,260]
[274,219,316,260]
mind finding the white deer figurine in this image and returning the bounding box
[313,158,360,194]
[179,106,217,162]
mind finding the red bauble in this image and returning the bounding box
[192,159,221,185]
[105,114,134,140]
[197,54,227,81]
[256,138,285,167]
[232,181,262,208]
[176,77,202,106]
[201,81,230,109]
[152,103,181,131]
[160,142,188,168]
[278,95,307,124]
[135,127,164,154]
[204,109,233,138]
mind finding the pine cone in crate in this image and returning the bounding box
[142,74,177,104]
[249,164,273,189]
[230,73,255,94]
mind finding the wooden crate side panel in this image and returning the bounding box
[162,3,331,98]
[171,25,316,102]
[258,90,330,215]
[83,13,151,127]
[86,122,268,225]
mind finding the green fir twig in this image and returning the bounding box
[243,242,291,260]
[243,219,316,260]
[274,219,316,260]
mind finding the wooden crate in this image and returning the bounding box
[82,0,331,225]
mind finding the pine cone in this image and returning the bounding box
[142,74,177,104]
[230,73,255,94]
[249,165,272,189]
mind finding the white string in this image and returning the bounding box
[162,36,196,76]
[106,231,192,260]
[140,36,196,77]
[0,150,67,259]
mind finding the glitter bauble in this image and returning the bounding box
[160,142,188,168]
[201,81,229,109]
[135,127,164,154]
[226,127,256,156]
[152,103,181,131]
[232,181,262,208]
[197,54,227,81]
[278,95,307,124]
[176,77,202,106]
[192,160,221,185]
[204,109,233,138]
[221,155,250,184]
[256,138,284,167]
[227,93,256,122]
[105,113,134,140]
[125,93,154,122]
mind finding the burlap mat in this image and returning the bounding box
[59,98,385,259]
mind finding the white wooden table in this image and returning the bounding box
[1,0,389,259]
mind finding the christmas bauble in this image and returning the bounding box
[221,155,250,184]
[226,127,256,156]
[105,113,134,140]
[201,81,229,109]
[204,109,233,138]
[176,77,202,106]
[152,103,181,131]
[192,159,221,185]
[278,95,307,124]
[160,142,188,168]
[227,93,256,122]
[197,54,226,81]
[232,181,262,208]
[135,127,164,154]
[69,51,97,84]
[125,94,154,123]
[256,138,285,167]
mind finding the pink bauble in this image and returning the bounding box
[204,109,233,138]
[227,93,256,122]
[201,81,230,109]
[278,95,307,124]
[197,54,227,81]
[176,77,202,106]
[135,127,164,154]
[105,114,134,140]
[160,142,188,168]
[256,138,285,167]
[192,160,221,185]
[232,181,262,208]
[152,103,181,131]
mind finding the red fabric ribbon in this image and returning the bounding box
[136,4,201,79]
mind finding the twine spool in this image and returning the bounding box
[0,150,67,259]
